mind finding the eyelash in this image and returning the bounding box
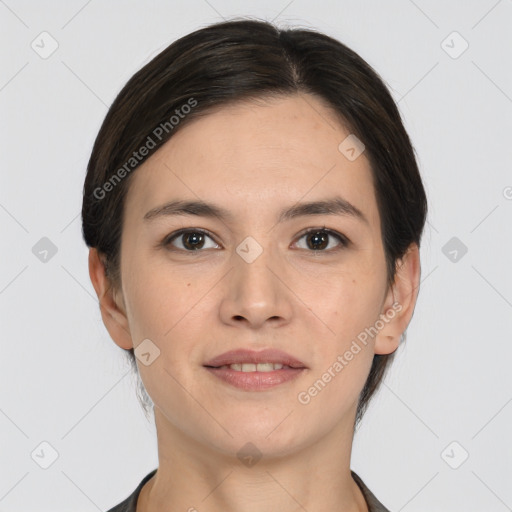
[160,226,350,254]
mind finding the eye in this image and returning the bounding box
[294,227,349,252]
[163,229,220,252]
[161,226,349,253]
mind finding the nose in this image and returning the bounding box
[218,241,293,330]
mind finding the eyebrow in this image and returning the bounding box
[143,196,369,226]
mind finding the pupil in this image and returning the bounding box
[308,231,328,250]
[184,232,204,250]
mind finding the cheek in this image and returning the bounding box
[294,264,384,347]
[123,268,209,406]
[297,279,380,411]
[121,246,199,340]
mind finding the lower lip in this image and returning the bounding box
[204,366,306,391]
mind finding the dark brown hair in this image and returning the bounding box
[82,17,427,426]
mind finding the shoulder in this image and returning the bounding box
[351,470,392,512]
[105,468,157,512]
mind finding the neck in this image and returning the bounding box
[137,408,368,512]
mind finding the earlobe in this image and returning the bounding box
[88,248,134,350]
[374,243,421,355]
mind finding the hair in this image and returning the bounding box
[82,17,427,427]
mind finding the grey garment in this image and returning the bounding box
[106,468,391,512]
[351,470,391,512]
[105,469,156,512]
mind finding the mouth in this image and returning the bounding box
[206,362,301,371]
[203,348,308,391]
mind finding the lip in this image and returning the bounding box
[203,348,308,369]
[205,366,306,391]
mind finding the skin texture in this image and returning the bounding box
[89,93,421,512]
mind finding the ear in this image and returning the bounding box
[374,243,421,355]
[88,248,133,350]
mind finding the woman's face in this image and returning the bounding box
[111,93,405,458]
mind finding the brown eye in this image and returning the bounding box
[162,227,348,254]
[295,228,348,252]
[164,229,219,251]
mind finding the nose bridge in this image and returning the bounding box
[234,233,278,297]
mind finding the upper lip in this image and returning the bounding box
[203,349,308,369]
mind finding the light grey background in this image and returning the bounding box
[1,1,511,511]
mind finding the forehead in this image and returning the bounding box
[124,93,380,230]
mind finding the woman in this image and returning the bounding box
[82,18,427,512]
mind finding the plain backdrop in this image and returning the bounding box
[1,1,511,511]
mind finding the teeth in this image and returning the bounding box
[222,362,285,372]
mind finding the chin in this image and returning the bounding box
[204,418,311,458]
